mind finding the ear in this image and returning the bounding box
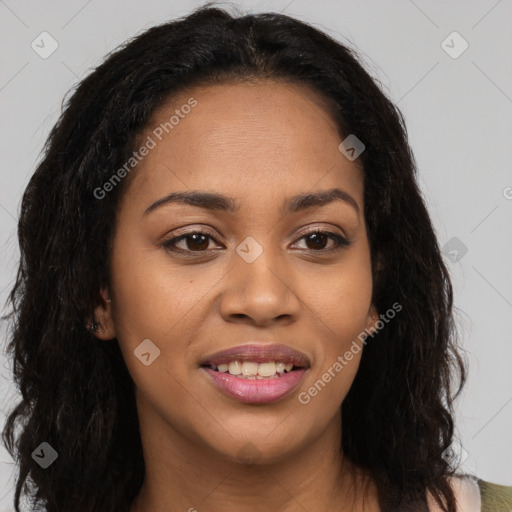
[372,252,385,275]
[365,303,380,336]
[367,253,383,335]
[88,288,117,340]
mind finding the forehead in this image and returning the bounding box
[122,80,364,212]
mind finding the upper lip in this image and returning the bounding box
[200,343,311,368]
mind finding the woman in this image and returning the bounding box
[2,4,511,512]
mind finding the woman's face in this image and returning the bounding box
[95,79,378,464]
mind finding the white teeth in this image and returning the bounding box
[210,360,297,379]
[241,361,259,376]
[257,361,276,377]
[228,361,241,374]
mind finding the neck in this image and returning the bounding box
[130,395,378,512]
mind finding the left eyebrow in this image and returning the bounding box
[283,188,359,215]
[143,187,359,216]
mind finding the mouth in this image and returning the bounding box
[200,343,310,378]
[199,343,310,403]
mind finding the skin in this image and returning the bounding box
[93,79,382,512]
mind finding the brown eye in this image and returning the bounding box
[304,232,330,250]
[293,230,351,253]
[162,231,218,253]
[162,228,351,256]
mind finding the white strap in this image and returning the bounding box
[426,475,481,512]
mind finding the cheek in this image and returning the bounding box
[301,246,372,402]
[309,245,373,340]
[110,239,213,344]
[109,241,208,425]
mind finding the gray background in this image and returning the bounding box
[1,0,511,508]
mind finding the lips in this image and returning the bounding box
[199,343,311,404]
[200,343,310,367]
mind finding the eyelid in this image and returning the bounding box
[164,222,348,241]
[164,225,220,240]
[291,223,348,240]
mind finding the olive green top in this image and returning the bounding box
[479,479,512,512]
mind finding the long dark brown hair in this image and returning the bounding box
[2,3,466,511]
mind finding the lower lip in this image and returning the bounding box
[201,367,307,404]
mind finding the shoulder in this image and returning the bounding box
[477,478,512,512]
[448,475,481,511]
[426,474,512,512]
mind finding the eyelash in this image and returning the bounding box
[161,228,351,256]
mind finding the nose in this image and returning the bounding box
[218,246,301,327]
